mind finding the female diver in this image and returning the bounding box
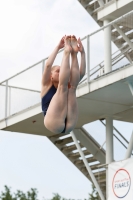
[41,35,86,134]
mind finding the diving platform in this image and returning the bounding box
[1,63,133,137]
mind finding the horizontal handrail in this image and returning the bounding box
[1,84,40,93]
[0,60,43,85]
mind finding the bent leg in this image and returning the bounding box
[44,36,72,134]
[69,52,80,88]
[65,36,80,132]
[65,88,78,133]
[44,86,68,133]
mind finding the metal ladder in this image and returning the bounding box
[48,127,106,199]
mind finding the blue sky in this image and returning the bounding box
[0,0,133,199]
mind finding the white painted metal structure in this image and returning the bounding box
[1,1,133,199]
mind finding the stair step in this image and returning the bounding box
[61,143,84,152]
[82,0,95,7]
[94,170,106,178]
[68,149,91,159]
[81,163,105,171]
[111,27,132,37]
[75,156,97,165]
[54,136,73,146]
[86,1,100,10]
[97,178,106,183]
[114,34,133,45]
[91,164,105,170]
[99,183,106,188]
[86,173,106,182]
[49,132,70,140]
[82,168,106,180]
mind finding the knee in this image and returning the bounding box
[68,86,77,93]
[65,122,75,133]
[44,117,52,131]
[44,117,48,129]
[58,84,69,92]
[44,116,65,134]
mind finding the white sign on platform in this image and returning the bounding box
[108,158,133,200]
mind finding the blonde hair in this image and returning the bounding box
[51,65,60,72]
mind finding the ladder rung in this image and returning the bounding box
[54,137,73,146]
[74,156,97,165]
[68,149,91,158]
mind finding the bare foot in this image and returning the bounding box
[71,35,79,53]
[64,36,72,53]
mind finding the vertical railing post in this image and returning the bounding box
[106,116,114,199]
[104,20,112,73]
[5,81,8,125]
[87,35,90,83]
[9,87,11,116]
[42,59,45,74]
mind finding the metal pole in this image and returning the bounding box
[71,130,105,200]
[124,131,133,159]
[106,117,114,199]
[87,36,90,83]
[106,117,114,163]
[5,81,8,125]
[42,60,45,74]
[104,20,112,73]
[9,87,11,116]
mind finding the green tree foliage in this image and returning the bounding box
[0,186,15,200]
[88,184,99,200]
[0,186,38,200]
[51,193,75,200]
[0,185,83,200]
[51,193,61,200]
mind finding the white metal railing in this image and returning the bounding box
[85,0,114,11]
[0,10,133,122]
[100,120,133,156]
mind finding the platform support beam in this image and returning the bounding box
[125,131,133,159]
[71,130,105,200]
[104,20,112,73]
[106,117,114,199]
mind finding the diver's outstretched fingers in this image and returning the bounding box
[58,36,66,49]
[77,37,81,45]
[78,37,84,53]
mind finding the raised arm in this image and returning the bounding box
[42,37,65,86]
[78,38,86,81]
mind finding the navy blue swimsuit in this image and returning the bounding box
[41,85,67,133]
[41,85,57,116]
